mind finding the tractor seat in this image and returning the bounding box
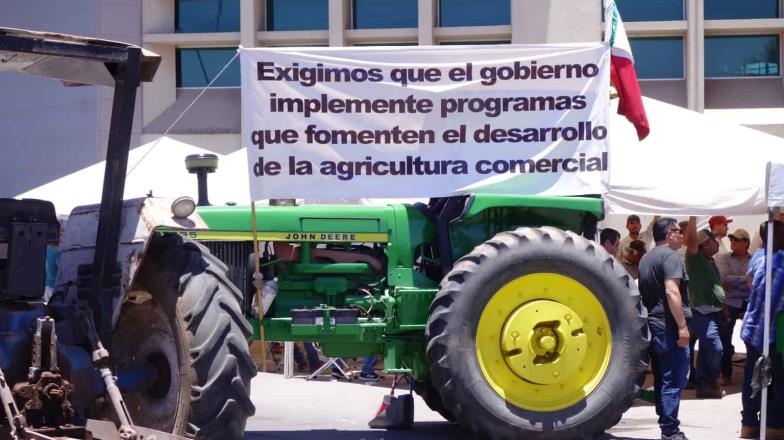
[0,198,60,299]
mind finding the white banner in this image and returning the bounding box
[240,44,610,200]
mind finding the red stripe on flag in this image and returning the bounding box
[611,54,650,141]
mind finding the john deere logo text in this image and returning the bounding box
[284,232,356,241]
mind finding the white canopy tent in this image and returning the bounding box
[18,98,784,218]
[607,97,784,217]
[231,96,784,214]
[16,137,248,215]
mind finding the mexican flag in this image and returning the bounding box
[604,0,650,140]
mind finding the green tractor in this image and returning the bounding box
[167,192,649,439]
[0,25,643,440]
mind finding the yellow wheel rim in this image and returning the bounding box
[476,273,612,411]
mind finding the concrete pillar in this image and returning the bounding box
[695,0,705,112]
[512,0,601,43]
[240,0,261,47]
[686,0,704,112]
[780,0,784,100]
[142,0,174,34]
[686,0,696,110]
[142,44,177,126]
[418,0,435,45]
[329,0,347,46]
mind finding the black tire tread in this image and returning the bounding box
[425,227,649,440]
[132,234,256,439]
[175,238,256,439]
[412,379,456,422]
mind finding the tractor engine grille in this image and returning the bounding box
[202,241,254,315]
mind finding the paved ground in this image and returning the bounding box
[245,365,746,440]
[245,331,749,440]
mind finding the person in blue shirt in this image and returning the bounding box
[44,219,63,303]
[739,220,784,440]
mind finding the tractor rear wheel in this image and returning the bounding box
[112,234,256,439]
[425,227,648,439]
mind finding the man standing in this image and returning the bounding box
[739,221,784,440]
[638,218,691,440]
[676,219,696,388]
[600,228,621,257]
[617,214,659,261]
[685,216,726,398]
[622,240,646,280]
[709,215,732,255]
[716,228,751,385]
[677,220,690,259]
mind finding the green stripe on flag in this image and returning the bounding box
[610,4,618,47]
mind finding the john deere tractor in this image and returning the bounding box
[0,26,645,440]
[0,28,254,439]
[168,191,649,439]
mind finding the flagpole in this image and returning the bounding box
[761,207,776,439]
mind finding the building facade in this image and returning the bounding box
[1,0,783,196]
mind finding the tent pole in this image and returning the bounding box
[761,208,776,439]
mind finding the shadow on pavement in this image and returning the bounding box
[245,422,470,439]
[598,435,658,440]
[245,425,658,440]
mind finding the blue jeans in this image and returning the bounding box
[362,356,377,375]
[649,323,691,436]
[690,311,723,390]
[293,342,320,367]
[720,305,744,379]
[687,318,697,385]
[742,343,784,429]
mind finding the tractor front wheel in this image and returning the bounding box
[112,234,256,439]
[425,227,648,439]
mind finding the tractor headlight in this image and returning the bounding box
[184,154,219,173]
[171,196,196,218]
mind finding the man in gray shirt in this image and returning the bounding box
[638,217,692,440]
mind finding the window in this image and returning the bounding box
[176,48,240,87]
[628,37,684,79]
[705,0,779,19]
[439,41,511,45]
[613,0,684,21]
[176,0,240,33]
[267,0,328,31]
[705,35,780,77]
[353,0,417,29]
[353,42,418,46]
[439,0,510,27]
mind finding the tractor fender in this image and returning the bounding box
[56,197,207,328]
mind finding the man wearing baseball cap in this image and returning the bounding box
[617,215,660,261]
[716,228,751,385]
[622,239,647,280]
[685,216,726,399]
[709,216,733,255]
